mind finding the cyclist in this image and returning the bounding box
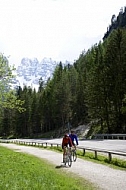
[69,130,79,148]
[62,133,73,163]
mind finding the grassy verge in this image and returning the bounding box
[76,149,126,170]
[0,146,97,190]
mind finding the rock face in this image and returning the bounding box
[12,57,71,90]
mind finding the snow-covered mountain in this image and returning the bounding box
[12,57,71,90]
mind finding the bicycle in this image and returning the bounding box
[63,146,72,167]
[71,146,77,162]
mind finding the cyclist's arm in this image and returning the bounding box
[75,135,79,145]
[62,138,65,149]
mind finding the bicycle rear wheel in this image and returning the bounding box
[72,150,77,162]
[67,155,72,167]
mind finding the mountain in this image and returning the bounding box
[11,57,71,90]
[103,6,126,40]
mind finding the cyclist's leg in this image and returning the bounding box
[62,144,67,163]
[72,141,76,149]
[62,147,65,162]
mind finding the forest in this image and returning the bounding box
[0,8,126,138]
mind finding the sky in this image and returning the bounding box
[0,0,126,67]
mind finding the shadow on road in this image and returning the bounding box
[55,164,70,169]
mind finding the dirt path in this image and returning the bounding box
[1,143,126,190]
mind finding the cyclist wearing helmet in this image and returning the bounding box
[69,130,79,148]
[62,134,73,162]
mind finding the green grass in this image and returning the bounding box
[0,146,97,190]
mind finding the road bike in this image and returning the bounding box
[71,147,77,162]
[63,146,72,167]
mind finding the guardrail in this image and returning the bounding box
[0,139,126,162]
[94,134,126,140]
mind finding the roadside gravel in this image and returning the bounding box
[0,143,126,190]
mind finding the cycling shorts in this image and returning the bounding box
[62,143,69,149]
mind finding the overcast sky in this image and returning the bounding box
[0,0,126,66]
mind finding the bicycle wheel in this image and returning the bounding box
[67,155,72,167]
[72,150,77,162]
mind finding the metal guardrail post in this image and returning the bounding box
[83,148,85,156]
[95,151,97,159]
[108,152,112,162]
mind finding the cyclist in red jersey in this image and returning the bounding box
[62,134,73,162]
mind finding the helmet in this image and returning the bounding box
[64,133,69,137]
[71,130,75,133]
